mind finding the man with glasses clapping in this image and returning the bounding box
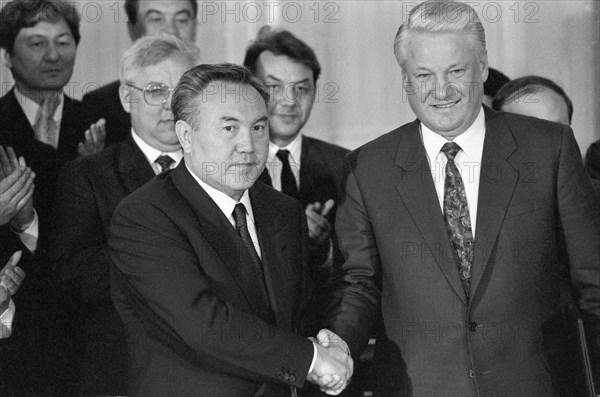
[49,34,199,396]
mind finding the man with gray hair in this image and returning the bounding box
[50,33,199,396]
[324,1,600,396]
[109,63,353,396]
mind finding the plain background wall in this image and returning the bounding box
[1,0,599,154]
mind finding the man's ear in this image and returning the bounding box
[119,84,133,114]
[4,51,12,70]
[480,50,489,83]
[175,120,193,154]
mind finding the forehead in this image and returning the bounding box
[406,31,478,68]
[15,19,73,41]
[138,0,194,15]
[198,82,267,120]
[256,51,314,82]
[130,54,192,83]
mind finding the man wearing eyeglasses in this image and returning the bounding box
[82,0,198,146]
[49,34,199,396]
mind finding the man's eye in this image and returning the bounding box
[223,126,235,132]
[417,73,430,79]
[450,69,465,76]
[176,16,191,24]
[253,124,266,132]
[30,41,44,47]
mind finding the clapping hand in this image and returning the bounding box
[0,251,26,314]
[307,328,353,395]
[305,199,334,242]
[78,118,106,157]
[0,146,35,228]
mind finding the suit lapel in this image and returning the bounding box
[170,163,273,320]
[117,137,156,193]
[394,120,468,304]
[2,90,35,146]
[470,108,518,297]
[299,137,321,202]
[251,184,293,327]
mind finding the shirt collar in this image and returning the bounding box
[185,162,255,225]
[14,86,64,127]
[269,133,303,166]
[131,128,183,167]
[421,106,486,161]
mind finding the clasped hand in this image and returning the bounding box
[306,328,353,395]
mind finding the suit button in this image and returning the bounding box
[468,322,479,332]
[468,370,475,379]
[276,370,283,378]
[289,375,296,383]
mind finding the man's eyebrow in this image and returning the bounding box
[253,116,269,124]
[265,75,312,86]
[219,116,240,122]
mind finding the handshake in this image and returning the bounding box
[306,329,353,395]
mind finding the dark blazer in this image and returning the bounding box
[585,140,600,180]
[50,136,155,395]
[109,161,315,396]
[0,88,97,232]
[326,107,600,397]
[82,80,130,146]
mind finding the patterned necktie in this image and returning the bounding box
[34,95,60,148]
[232,203,263,275]
[155,155,174,173]
[276,149,299,199]
[442,142,474,297]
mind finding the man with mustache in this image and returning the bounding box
[50,34,199,395]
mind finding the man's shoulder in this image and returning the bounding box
[82,80,120,104]
[303,135,350,157]
[349,120,418,160]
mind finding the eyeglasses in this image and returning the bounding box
[125,82,174,106]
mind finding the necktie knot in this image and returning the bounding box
[441,142,461,162]
[155,155,174,173]
[276,149,290,162]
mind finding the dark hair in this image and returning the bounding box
[0,0,80,54]
[125,0,198,25]
[484,67,510,98]
[492,75,573,124]
[172,63,270,128]
[243,26,321,83]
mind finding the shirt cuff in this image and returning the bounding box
[16,210,39,253]
[0,299,15,338]
[308,340,318,374]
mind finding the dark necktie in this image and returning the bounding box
[232,203,263,275]
[442,142,474,297]
[276,150,299,199]
[155,155,174,173]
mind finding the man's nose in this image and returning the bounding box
[44,43,60,62]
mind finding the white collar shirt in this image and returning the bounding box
[131,129,182,174]
[14,86,64,148]
[186,163,261,258]
[265,133,302,191]
[420,106,486,237]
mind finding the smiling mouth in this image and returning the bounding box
[432,99,460,109]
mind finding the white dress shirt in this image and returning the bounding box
[131,129,183,174]
[14,86,64,149]
[265,133,302,191]
[420,106,486,237]
[0,300,16,338]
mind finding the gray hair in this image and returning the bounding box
[172,63,269,129]
[394,0,486,69]
[119,33,200,83]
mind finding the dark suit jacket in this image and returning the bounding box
[585,140,600,180]
[0,88,97,233]
[82,80,130,146]
[326,107,600,397]
[109,161,315,396]
[50,136,155,395]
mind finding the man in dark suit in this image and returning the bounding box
[110,63,353,396]
[0,0,105,232]
[243,27,349,284]
[50,34,199,396]
[82,0,198,146]
[324,2,600,396]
